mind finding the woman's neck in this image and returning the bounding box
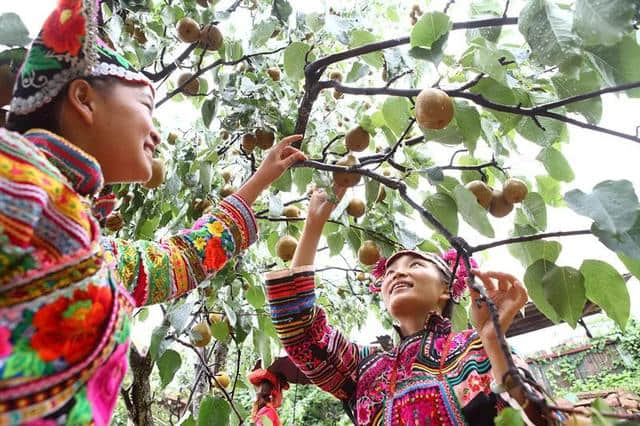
[396,310,441,337]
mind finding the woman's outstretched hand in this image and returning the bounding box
[469,269,528,340]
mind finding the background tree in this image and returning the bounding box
[2,0,640,424]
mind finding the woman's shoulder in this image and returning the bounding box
[0,128,63,178]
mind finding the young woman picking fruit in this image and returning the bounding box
[264,186,565,425]
[0,1,305,424]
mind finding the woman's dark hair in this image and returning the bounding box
[255,380,274,409]
[7,76,118,134]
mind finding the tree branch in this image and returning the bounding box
[155,44,290,108]
[471,229,592,252]
[142,44,198,82]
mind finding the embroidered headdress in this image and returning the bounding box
[10,0,151,116]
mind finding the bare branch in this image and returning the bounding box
[471,229,592,252]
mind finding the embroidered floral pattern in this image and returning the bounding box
[31,284,113,364]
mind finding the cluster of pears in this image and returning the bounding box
[465,178,528,218]
[175,17,224,96]
[331,125,371,189]
[241,129,276,152]
[330,71,344,99]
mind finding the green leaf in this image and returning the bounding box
[180,415,196,426]
[201,99,216,128]
[157,349,181,388]
[272,169,292,192]
[381,97,412,137]
[350,30,384,69]
[210,320,230,342]
[460,42,510,84]
[198,396,231,426]
[250,19,277,48]
[587,35,640,97]
[536,175,565,207]
[579,259,630,330]
[523,259,561,323]
[574,0,636,47]
[564,180,640,234]
[470,78,522,132]
[0,13,30,47]
[508,225,561,268]
[225,40,243,61]
[345,62,369,83]
[516,106,567,147]
[394,215,423,249]
[253,329,272,369]
[453,185,494,237]
[592,216,640,262]
[293,167,313,193]
[551,67,603,124]
[454,101,481,154]
[618,252,640,281]
[423,193,459,235]
[167,301,194,334]
[246,285,266,309]
[0,47,27,67]
[410,12,452,49]
[327,231,345,255]
[271,0,292,22]
[520,192,547,231]
[536,147,575,182]
[283,42,315,81]
[495,407,525,426]
[543,266,586,328]
[518,0,581,67]
[365,178,380,206]
[149,323,170,361]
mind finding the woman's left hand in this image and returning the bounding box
[255,134,307,185]
[469,269,528,341]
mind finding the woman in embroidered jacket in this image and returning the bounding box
[0,0,306,424]
[265,187,562,426]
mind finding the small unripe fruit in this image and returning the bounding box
[267,67,281,81]
[333,154,361,187]
[283,205,301,218]
[241,133,257,152]
[214,372,231,388]
[221,169,232,182]
[209,313,223,324]
[333,89,343,99]
[143,159,165,189]
[167,132,178,145]
[415,88,454,130]
[177,73,200,96]
[346,198,366,218]
[329,71,343,82]
[220,185,235,197]
[358,240,380,266]
[356,272,366,281]
[191,322,212,347]
[345,126,370,152]
[489,190,514,218]
[276,235,298,261]
[503,178,528,204]
[465,180,492,210]
[177,17,200,43]
[199,24,223,50]
[255,129,275,150]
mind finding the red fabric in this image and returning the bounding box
[254,405,281,426]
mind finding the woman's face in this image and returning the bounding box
[381,254,449,320]
[88,81,160,183]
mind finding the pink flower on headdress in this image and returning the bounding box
[442,249,477,301]
[368,257,387,293]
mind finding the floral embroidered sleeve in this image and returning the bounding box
[265,266,374,402]
[102,194,258,306]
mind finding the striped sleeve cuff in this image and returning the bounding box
[220,194,259,250]
[264,266,316,318]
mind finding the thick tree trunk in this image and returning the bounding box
[123,347,155,426]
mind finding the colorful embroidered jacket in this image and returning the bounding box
[266,266,516,426]
[0,128,258,425]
